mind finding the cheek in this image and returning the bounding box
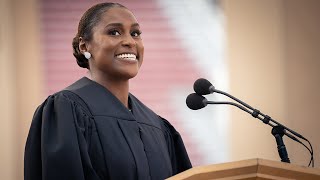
[93,37,118,52]
[100,40,118,52]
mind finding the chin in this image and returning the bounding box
[118,71,139,80]
[125,67,140,78]
[128,72,139,79]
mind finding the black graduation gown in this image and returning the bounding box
[24,77,192,180]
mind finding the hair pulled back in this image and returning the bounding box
[72,2,127,69]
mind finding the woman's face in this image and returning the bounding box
[87,7,144,80]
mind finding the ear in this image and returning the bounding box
[79,37,89,53]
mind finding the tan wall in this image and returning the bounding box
[286,0,320,167]
[0,0,17,179]
[0,0,43,179]
[223,0,320,167]
[14,0,43,178]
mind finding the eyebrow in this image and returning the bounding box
[105,23,140,28]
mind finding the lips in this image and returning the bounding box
[115,53,138,61]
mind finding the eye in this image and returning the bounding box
[108,29,121,36]
[131,30,142,37]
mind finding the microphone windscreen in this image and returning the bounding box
[193,78,214,95]
[186,93,207,110]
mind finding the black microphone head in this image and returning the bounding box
[193,78,215,95]
[186,93,207,110]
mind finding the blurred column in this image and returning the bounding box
[0,0,16,179]
[12,0,43,179]
[223,0,287,161]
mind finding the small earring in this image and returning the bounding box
[84,52,91,60]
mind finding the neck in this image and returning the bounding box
[90,74,130,108]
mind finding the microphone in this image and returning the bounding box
[193,78,309,142]
[186,93,251,113]
[194,78,255,111]
[193,78,215,95]
[186,93,207,110]
[188,78,314,167]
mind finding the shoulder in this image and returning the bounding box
[39,77,94,116]
[158,116,180,137]
[35,89,93,120]
[57,90,91,114]
[29,90,94,139]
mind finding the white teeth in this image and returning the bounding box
[116,53,137,61]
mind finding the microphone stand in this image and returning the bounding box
[271,126,290,163]
[205,98,314,166]
[206,100,292,163]
[190,78,314,166]
[212,89,307,141]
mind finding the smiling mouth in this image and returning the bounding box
[115,53,138,61]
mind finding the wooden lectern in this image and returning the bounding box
[167,158,320,180]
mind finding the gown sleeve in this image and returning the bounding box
[24,92,100,180]
[160,117,192,175]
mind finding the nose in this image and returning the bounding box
[122,34,136,48]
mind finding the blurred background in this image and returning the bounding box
[1,0,319,179]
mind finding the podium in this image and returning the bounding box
[167,158,320,180]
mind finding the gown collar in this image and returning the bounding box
[64,77,135,120]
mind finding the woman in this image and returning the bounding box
[24,2,192,180]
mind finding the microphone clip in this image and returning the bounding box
[272,125,290,163]
[251,109,260,118]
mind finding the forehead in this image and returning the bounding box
[100,7,138,25]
